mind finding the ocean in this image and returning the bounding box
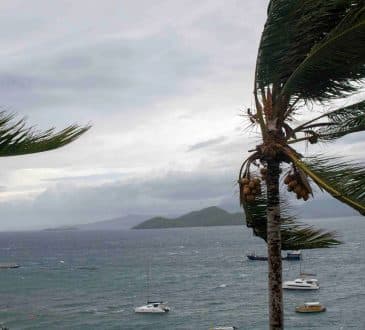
[0,216,364,329]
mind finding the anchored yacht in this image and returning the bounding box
[134,301,170,313]
[283,278,319,290]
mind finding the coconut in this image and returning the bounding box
[242,177,250,185]
[260,168,267,175]
[246,195,255,202]
[243,186,251,195]
[253,178,261,186]
[248,181,256,189]
[294,186,302,195]
[288,180,297,188]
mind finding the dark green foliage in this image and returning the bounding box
[0,112,90,157]
[314,101,365,140]
[290,100,365,142]
[243,192,340,250]
[282,4,365,101]
[301,155,365,215]
[257,0,365,102]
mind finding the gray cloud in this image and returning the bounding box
[0,0,362,231]
[187,136,227,152]
[0,169,238,230]
[0,32,209,127]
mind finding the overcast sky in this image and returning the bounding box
[0,1,363,230]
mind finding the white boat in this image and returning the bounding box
[134,301,170,313]
[134,263,170,314]
[283,278,319,290]
[210,327,238,330]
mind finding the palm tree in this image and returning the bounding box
[0,111,90,156]
[239,1,365,329]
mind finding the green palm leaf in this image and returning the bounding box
[256,0,361,92]
[281,4,365,102]
[291,100,365,142]
[243,193,340,250]
[0,112,90,157]
[288,153,365,215]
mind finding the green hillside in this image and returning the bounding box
[133,206,244,229]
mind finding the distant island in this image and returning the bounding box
[132,206,243,229]
[44,226,79,231]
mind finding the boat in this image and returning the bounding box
[247,253,267,261]
[295,302,326,313]
[283,278,319,290]
[0,263,20,269]
[247,250,301,261]
[134,301,170,313]
[285,250,301,260]
[134,262,170,314]
[210,327,238,330]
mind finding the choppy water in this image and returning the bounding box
[0,216,364,329]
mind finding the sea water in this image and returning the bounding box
[0,216,364,329]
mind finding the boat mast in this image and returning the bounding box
[147,262,151,302]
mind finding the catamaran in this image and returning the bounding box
[134,263,170,314]
[283,278,319,290]
[134,301,170,313]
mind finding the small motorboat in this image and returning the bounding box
[210,327,238,330]
[247,250,301,261]
[134,301,170,313]
[0,263,20,269]
[283,278,319,290]
[247,253,267,261]
[295,302,326,313]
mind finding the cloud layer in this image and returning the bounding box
[0,0,363,230]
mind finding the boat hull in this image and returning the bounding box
[134,308,169,313]
[283,285,319,290]
[296,306,326,313]
[247,255,267,261]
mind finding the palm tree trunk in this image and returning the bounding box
[266,159,283,330]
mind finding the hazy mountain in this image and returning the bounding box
[46,196,357,232]
[77,214,150,230]
[133,206,243,229]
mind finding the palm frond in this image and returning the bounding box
[287,153,365,215]
[281,4,365,102]
[256,0,360,93]
[281,222,340,250]
[0,112,91,157]
[243,193,340,250]
[291,100,365,142]
[314,101,365,140]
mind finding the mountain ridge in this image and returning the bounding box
[132,206,243,229]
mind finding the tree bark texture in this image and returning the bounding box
[266,159,283,330]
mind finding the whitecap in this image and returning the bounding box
[110,309,124,313]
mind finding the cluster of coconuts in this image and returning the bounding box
[240,177,262,203]
[284,173,310,201]
[260,167,268,181]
